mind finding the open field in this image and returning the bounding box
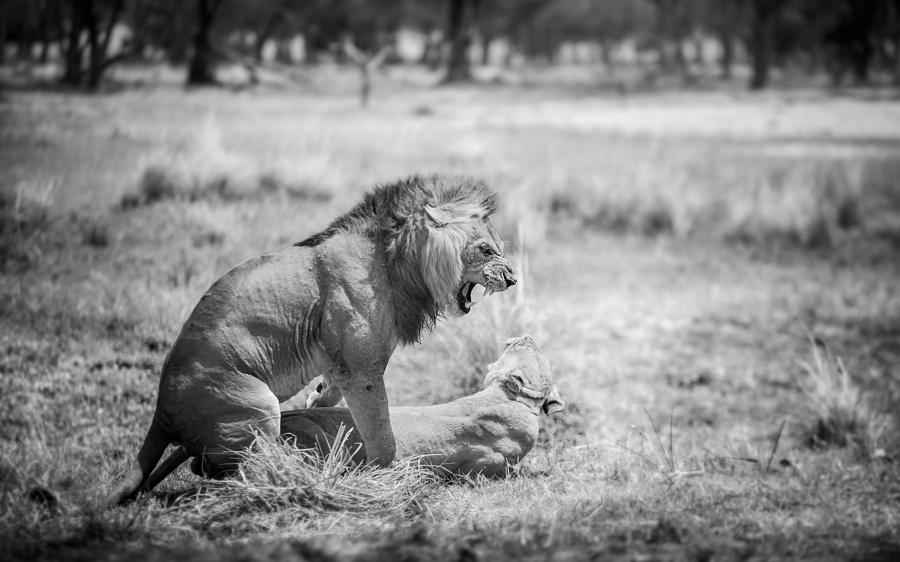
[2,74,900,561]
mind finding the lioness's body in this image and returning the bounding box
[282,336,564,476]
[106,176,516,505]
[283,388,538,476]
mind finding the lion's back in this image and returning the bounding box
[162,246,322,381]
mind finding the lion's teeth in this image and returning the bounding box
[470,284,487,303]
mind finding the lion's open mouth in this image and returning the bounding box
[457,282,491,314]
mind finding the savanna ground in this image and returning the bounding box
[2,67,900,561]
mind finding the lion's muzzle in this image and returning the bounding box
[501,261,517,288]
[483,258,516,292]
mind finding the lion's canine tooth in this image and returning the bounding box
[470,284,487,303]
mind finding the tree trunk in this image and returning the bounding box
[62,1,88,86]
[850,2,876,85]
[481,35,492,66]
[358,66,371,107]
[851,43,873,85]
[421,31,441,70]
[719,32,733,79]
[253,13,279,63]
[84,0,124,90]
[83,0,101,88]
[748,0,776,90]
[36,0,51,64]
[444,0,476,83]
[0,0,7,66]
[894,37,900,86]
[253,35,265,63]
[39,38,50,63]
[187,0,222,86]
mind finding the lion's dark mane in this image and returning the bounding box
[295,175,498,344]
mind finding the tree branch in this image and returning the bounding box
[342,36,367,66]
[368,45,392,70]
[99,0,125,60]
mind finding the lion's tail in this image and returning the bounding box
[104,418,186,507]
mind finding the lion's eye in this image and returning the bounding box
[479,243,494,255]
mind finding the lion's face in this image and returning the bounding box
[454,221,517,315]
[484,335,565,415]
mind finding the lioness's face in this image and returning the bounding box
[455,221,517,314]
[485,335,565,415]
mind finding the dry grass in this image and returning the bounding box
[547,151,900,250]
[1,72,900,560]
[801,339,892,457]
[120,117,333,208]
[183,431,438,536]
[0,180,58,271]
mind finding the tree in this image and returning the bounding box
[700,0,746,79]
[187,0,225,85]
[343,36,391,107]
[821,0,881,85]
[748,0,778,89]
[444,0,478,82]
[59,0,126,89]
[530,0,654,65]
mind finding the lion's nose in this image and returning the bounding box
[504,265,517,287]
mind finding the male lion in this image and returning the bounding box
[105,175,516,505]
[282,335,565,476]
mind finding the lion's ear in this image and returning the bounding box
[426,203,489,227]
[424,205,451,227]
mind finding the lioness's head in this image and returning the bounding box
[419,177,517,316]
[484,335,565,415]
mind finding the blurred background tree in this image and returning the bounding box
[0,0,897,91]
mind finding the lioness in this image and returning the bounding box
[106,175,516,505]
[282,335,564,476]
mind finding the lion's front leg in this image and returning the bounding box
[332,366,396,466]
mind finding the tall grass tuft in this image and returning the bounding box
[801,339,891,458]
[120,116,332,208]
[177,430,438,535]
[0,180,58,271]
[544,156,897,250]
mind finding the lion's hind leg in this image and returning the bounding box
[180,375,282,479]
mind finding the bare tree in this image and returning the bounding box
[343,36,391,107]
